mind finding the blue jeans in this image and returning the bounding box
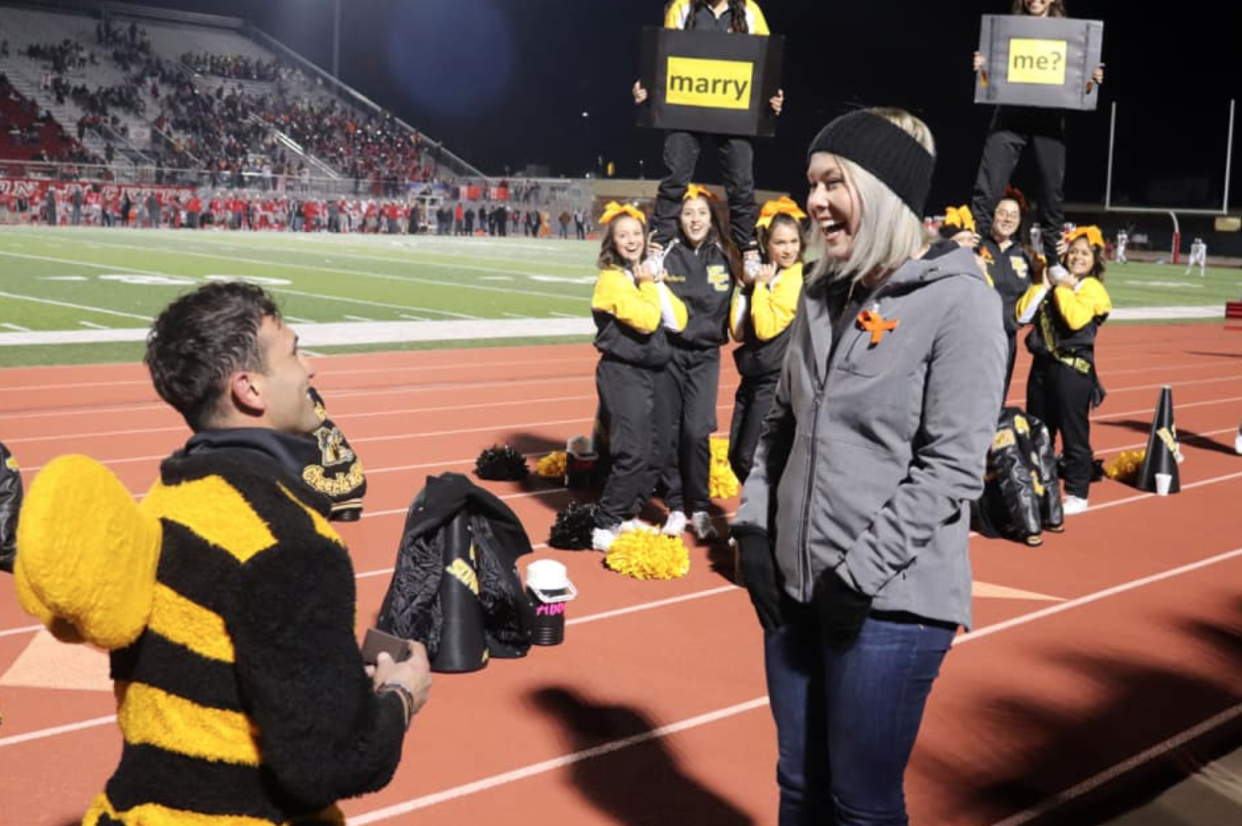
[764,608,956,826]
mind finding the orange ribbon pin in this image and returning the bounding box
[857,310,899,345]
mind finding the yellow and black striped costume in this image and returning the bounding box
[16,448,406,826]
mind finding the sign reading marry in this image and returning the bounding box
[975,15,1104,111]
[638,28,784,137]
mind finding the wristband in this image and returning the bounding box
[379,681,414,730]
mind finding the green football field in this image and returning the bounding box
[0,226,1237,367]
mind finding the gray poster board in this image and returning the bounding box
[974,15,1104,111]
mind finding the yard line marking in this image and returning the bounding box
[398,314,429,322]
[0,250,478,320]
[283,315,315,324]
[344,315,375,322]
[0,323,31,332]
[29,235,588,304]
[0,290,151,321]
[78,321,110,330]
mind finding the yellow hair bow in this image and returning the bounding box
[756,196,808,230]
[943,205,976,233]
[599,201,646,225]
[1066,225,1105,249]
[683,183,720,202]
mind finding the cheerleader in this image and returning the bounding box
[728,196,805,482]
[978,193,1039,396]
[970,0,1105,263]
[655,185,735,540]
[590,202,687,551]
[1016,225,1112,514]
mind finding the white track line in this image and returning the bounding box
[988,702,1242,826]
[341,545,1242,824]
[347,698,773,825]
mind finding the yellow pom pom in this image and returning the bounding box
[1104,449,1146,485]
[536,450,568,479]
[708,436,740,499]
[605,528,690,580]
[15,455,162,649]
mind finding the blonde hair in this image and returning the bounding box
[808,108,936,286]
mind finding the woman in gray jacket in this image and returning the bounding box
[731,107,1006,825]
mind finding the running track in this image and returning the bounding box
[2,322,1241,826]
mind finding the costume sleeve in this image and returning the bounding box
[751,266,801,341]
[746,1,771,34]
[1015,283,1048,325]
[591,269,663,334]
[229,519,406,809]
[843,279,1006,597]
[1053,279,1112,330]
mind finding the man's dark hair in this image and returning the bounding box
[145,281,281,431]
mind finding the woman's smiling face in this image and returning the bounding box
[806,152,860,262]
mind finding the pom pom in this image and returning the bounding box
[474,444,529,481]
[549,501,597,550]
[605,528,690,580]
[536,450,568,480]
[1104,449,1146,486]
[709,436,740,499]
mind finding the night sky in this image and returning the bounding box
[116,0,1240,212]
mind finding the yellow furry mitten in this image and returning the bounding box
[15,455,161,649]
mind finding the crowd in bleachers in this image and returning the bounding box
[181,52,284,83]
[1,73,98,165]
[2,15,480,200]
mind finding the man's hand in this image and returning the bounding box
[973,51,986,72]
[372,642,432,716]
[632,80,649,105]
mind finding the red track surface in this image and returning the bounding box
[2,323,1241,826]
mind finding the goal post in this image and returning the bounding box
[1105,99,1236,265]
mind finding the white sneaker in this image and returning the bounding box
[1063,495,1089,515]
[662,510,687,536]
[691,510,718,540]
[1235,431,1242,455]
[592,525,620,552]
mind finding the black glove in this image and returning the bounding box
[813,568,872,650]
[730,525,782,632]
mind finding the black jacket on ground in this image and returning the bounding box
[378,473,534,661]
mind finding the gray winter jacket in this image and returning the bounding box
[733,245,1006,629]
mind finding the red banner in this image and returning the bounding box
[0,178,195,204]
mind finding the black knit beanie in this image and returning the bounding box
[807,110,935,218]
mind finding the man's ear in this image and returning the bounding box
[228,371,266,416]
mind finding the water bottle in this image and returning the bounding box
[525,559,577,646]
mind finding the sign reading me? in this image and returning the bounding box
[975,15,1103,111]
[1007,39,1067,85]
